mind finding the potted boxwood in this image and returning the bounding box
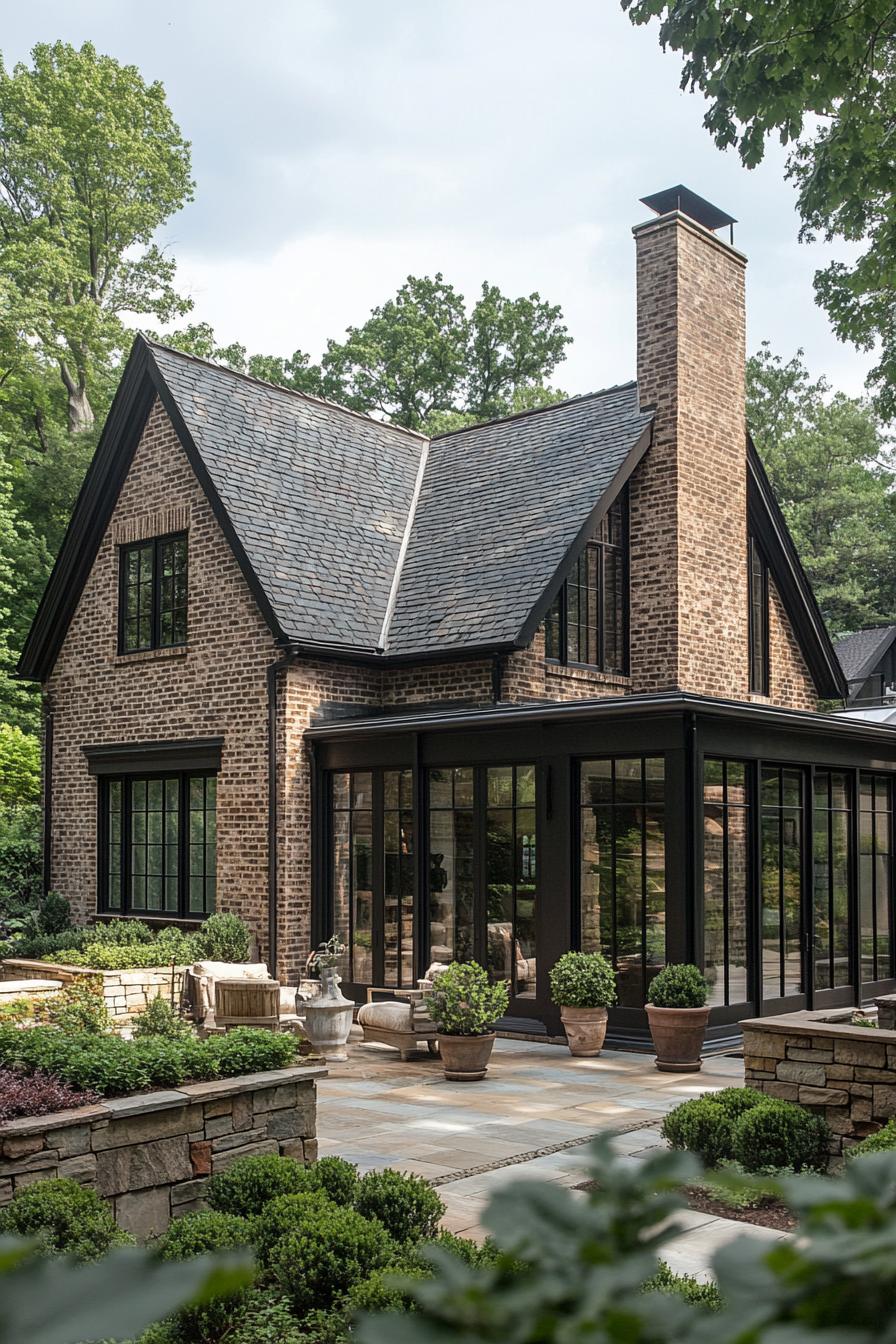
[645,963,710,1072]
[549,951,617,1056]
[424,961,509,1081]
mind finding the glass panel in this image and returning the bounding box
[859,772,893,987]
[351,808,373,983]
[383,770,416,989]
[813,770,853,994]
[428,797,474,965]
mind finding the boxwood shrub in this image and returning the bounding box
[846,1117,896,1160]
[646,964,709,1008]
[0,1177,132,1261]
[548,951,617,1009]
[353,1168,445,1243]
[255,1191,335,1263]
[661,1096,735,1168]
[155,1209,255,1344]
[309,1155,360,1205]
[206,1153,316,1218]
[663,1087,831,1173]
[266,1202,395,1315]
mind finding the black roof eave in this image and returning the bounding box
[840,626,896,686]
[304,689,896,746]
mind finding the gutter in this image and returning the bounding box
[267,649,295,975]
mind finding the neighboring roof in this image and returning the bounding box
[384,384,653,655]
[833,625,896,685]
[746,442,846,700]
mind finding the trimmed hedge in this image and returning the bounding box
[207,1153,316,1218]
[663,1087,831,1173]
[0,1024,299,1098]
[155,1209,255,1344]
[354,1168,445,1244]
[0,1177,132,1261]
[267,1202,395,1315]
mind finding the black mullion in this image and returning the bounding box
[610,760,618,968]
[597,544,605,672]
[778,769,785,998]
[722,762,730,1004]
[347,774,356,982]
[640,759,648,1004]
[123,774,132,917]
[179,773,189,921]
[372,771,385,988]
[871,787,879,983]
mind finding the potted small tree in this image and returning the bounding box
[424,961,509,1081]
[549,951,617,1056]
[645,963,710,1072]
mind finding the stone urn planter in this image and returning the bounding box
[645,964,711,1073]
[549,951,617,1057]
[424,961,509,1083]
[301,949,352,1061]
[438,1032,497,1081]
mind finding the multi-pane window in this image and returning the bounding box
[384,769,415,988]
[748,536,769,694]
[102,772,216,918]
[331,773,373,984]
[485,765,537,998]
[428,768,475,967]
[119,533,188,653]
[580,756,666,1008]
[703,759,750,1007]
[860,774,893,986]
[812,770,851,991]
[760,767,803,1002]
[545,491,627,673]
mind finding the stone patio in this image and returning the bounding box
[317,1033,789,1278]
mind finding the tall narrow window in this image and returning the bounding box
[760,767,803,1002]
[331,772,373,984]
[812,770,852,992]
[703,759,750,1007]
[580,756,665,1008]
[485,764,537,998]
[119,533,188,653]
[428,768,474,965]
[860,774,893,987]
[748,536,769,694]
[383,769,415,988]
[545,491,628,673]
[101,772,215,918]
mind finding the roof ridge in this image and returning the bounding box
[378,435,431,653]
[430,380,640,441]
[139,334,430,443]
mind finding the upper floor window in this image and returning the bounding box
[749,535,769,694]
[544,491,627,673]
[119,533,187,654]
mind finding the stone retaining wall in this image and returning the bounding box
[1,959,187,1020]
[0,1063,324,1239]
[742,1009,896,1160]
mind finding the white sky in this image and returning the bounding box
[4,0,874,399]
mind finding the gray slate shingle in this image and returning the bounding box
[148,344,652,656]
[834,625,896,683]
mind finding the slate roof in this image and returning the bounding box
[149,343,425,651]
[834,625,896,685]
[385,384,653,654]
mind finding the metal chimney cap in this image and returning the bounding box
[640,185,737,234]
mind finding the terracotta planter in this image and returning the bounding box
[559,1005,608,1057]
[646,1004,710,1072]
[437,1032,496,1081]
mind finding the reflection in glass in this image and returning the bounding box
[331,771,373,983]
[812,771,851,992]
[384,769,415,987]
[486,766,537,998]
[580,757,666,1007]
[761,766,804,1003]
[860,774,893,986]
[703,759,750,1007]
[428,769,474,965]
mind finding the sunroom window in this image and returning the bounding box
[545,491,627,673]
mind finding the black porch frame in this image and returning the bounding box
[306,693,896,1050]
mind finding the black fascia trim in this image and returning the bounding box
[303,689,896,745]
[514,420,653,649]
[17,339,157,681]
[747,438,846,700]
[144,352,288,647]
[84,736,223,776]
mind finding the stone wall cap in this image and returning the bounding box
[742,1011,895,1041]
[0,1103,111,1137]
[2,958,188,978]
[104,1090,190,1116]
[177,1064,327,1101]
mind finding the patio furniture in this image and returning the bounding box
[357,963,449,1060]
[214,977,281,1031]
[187,960,298,1029]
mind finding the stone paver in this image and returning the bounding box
[317,1033,782,1273]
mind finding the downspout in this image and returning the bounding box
[42,704,54,896]
[267,650,295,976]
[492,653,504,704]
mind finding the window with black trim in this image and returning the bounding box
[748,535,769,694]
[119,533,188,654]
[101,772,216,917]
[544,491,627,673]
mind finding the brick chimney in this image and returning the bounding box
[628,187,748,698]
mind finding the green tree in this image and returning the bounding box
[746,343,896,635]
[150,322,324,397]
[621,2,896,419]
[0,40,194,433]
[0,723,40,809]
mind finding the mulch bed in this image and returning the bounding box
[575,1179,796,1233]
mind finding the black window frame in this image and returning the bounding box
[545,490,629,674]
[118,531,188,655]
[98,769,216,920]
[748,535,769,695]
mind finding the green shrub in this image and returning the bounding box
[708,1086,768,1119]
[207,1153,313,1217]
[310,1155,360,1205]
[14,927,90,961]
[548,951,617,1009]
[661,1097,735,1167]
[45,943,184,971]
[846,1117,896,1160]
[132,995,193,1040]
[354,1168,445,1243]
[732,1099,830,1173]
[0,1177,132,1261]
[267,1202,395,1315]
[423,961,509,1036]
[412,1230,507,1269]
[643,1260,723,1310]
[155,1209,255,1343]
[36,977,112,1034]
[340,1264,431,1318]
[89,919,155,945]
[225,1290,308,1344]
[0,810,42,924]
[193,912,252,963]
[646,963,709,1008]
[207,1026,298,1076]
[255,1190,334,1262]
[36,891,73,935]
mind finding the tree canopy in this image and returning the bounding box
[622,1,896,419]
